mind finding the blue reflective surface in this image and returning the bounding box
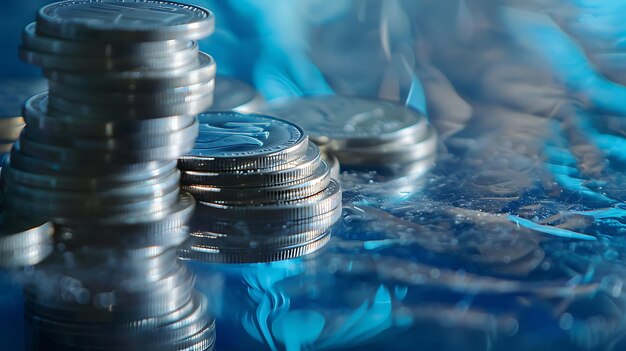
[3,0,626,350]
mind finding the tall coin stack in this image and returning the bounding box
[178,111,342,263]
[5,1,217,349]
[267,96,438,178]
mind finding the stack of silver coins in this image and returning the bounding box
[209,76,265,113]
[266,95,439,178]
[178,111,342,263]
[5,1,217,349]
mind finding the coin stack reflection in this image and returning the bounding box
[177,111,342,263]
[267,96,439,178]
[4,1,217,350]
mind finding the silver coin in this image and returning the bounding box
[184,160,331,205]
[26,270,194,323]
[210,76,264,113]
[56,192,195,238]
[23,22,191,57]
[6,168,180,205]
[181,142,322,188]
[28,292,210,347]
[39,298,209,348]
[324,152,341,180]
[6,186,180,225]
[60,226,189,254]
[25,249,182,293]
[48,91,213,119]
[26,290,197,333]
[48,78,214,105]
[171,318,216,351]
[26,283,193,328]
[333,126,438,166]
[25,93,197,138]
[266,95,429,148]
[0,243,53,268]
[189,228,328,250]
[24,118,198,151]
[17,134,196,163]
[0,213,53,251]
[179,230,331,263]
[44,52,216,91]
[190,204,342,238]
[179,111,308,171]
[10,146,175,180]
[5,156,176,191]
[195,179,342,222]
[36,0,215,42]
[20,40,199,72]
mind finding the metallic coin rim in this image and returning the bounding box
[179,230,331,263]
[6,187,180,224]
[47,91,213,119]
[333,126,439,166]
[23,22,191,57]
[0,244,53,268]
[27,292,209,347]
[25,92,196,137]
[267,96,429,147]
[324,152,341,180]
[56,192,195,236]
[181,142,322,188]
[24,290,200,334]
[195,179,342,221]
[20,41,198,72]
[17,135,196,163]
[43,52,216,91]
[191,204,342,237]
[188,212,339,249]
[6,168,181,204]
[36,0,215,42]
[185,160,331,205]
[24,118,199,151]
[179,112,308,171]
[10,145,175,179]
[48,78,214,105]
[0,214,54,251]
[5,156,177,190]
[25,279,194,324]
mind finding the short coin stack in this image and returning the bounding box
[266,95,438,178]
[7,1,217,350]
[178,111,342,263]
